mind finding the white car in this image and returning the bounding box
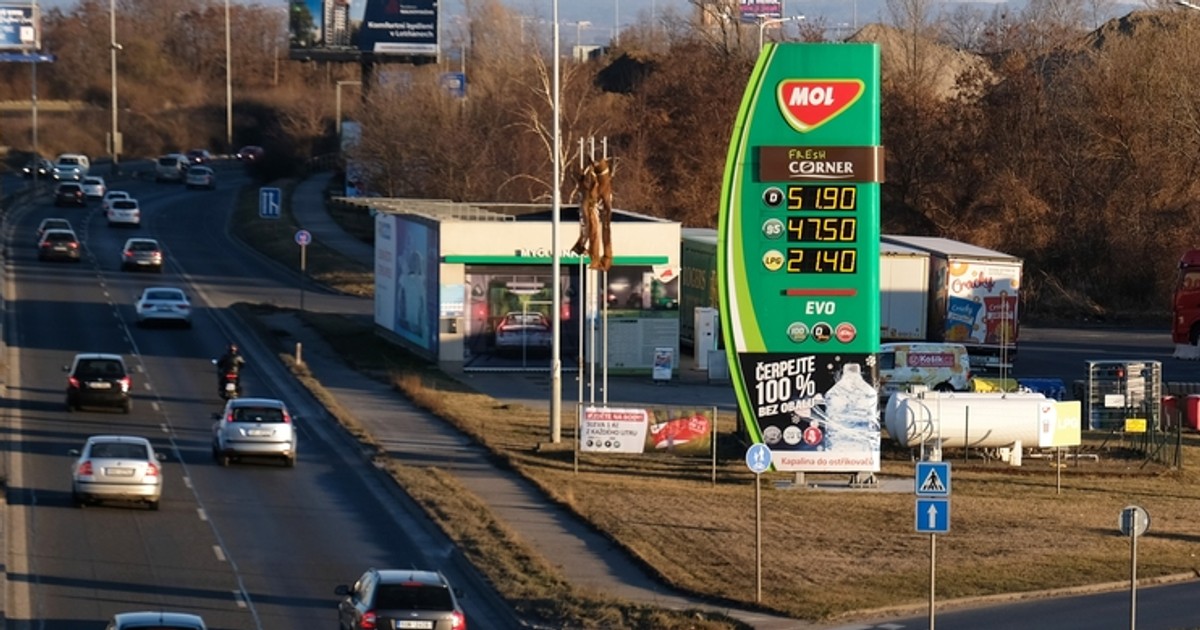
[107,198,140,227]
[106,612,207,630]
[80,175,106,199]
[212,398,298,467]
[135,287,191,328]
[52,153,90,181]
[185,165,216,190]
[101,190,129,212]
[70,435,164,510]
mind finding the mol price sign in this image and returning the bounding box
[718,43,883,473]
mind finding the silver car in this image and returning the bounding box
[120,238,163,272]
[81,175,106,199]
[212,398,297,467]
[70,435,164,510]
[107,198,141,227]
[135,287,191,328]
[106,611,207,629]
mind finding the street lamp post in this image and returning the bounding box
[550,0,562,443]
[1179,0,1200,11]
[758,15,804,51]
[336,80,361,137]
[225,0,233,148]
[110,0,121,173]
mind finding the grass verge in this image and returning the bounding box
[232,180,1200,626]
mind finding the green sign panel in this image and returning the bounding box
[718,43,882,473]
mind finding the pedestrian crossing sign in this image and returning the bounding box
[915,461,951,497]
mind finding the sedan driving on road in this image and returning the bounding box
[212,398,297,467]
[107,198,141,227]
[35,218,73,244]
[185,165,216,190]
[106,611,208,629]
[70,435,163,510]
[37,229,81,262]
[65,352,132,413]
[335,568,467,630]
[135,287,191,328]
[54,182,85,207]
[120,238,164,272]
[81,175,106,199]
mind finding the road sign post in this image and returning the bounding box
[295,229,312,310]
[1119,505,1149,630]
[916,461,952,630]
[745,443,771,603]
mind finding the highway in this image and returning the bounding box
[2,166,520,628]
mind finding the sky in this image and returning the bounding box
[35,0,1145,46]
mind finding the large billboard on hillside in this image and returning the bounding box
[289,0,437,62]
[0,5,39,51]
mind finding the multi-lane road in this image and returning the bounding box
[1,166,520,629]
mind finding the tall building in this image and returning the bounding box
[324,0,351,47]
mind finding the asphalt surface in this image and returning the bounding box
[0,164,521,629]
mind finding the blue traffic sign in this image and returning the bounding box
[915,498,950,533]
[0,53,55,63]
[295,229,312,246]
[915,461,951,497]
[259,187,282,219]
[745,443,772,475]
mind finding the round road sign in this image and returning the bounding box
[1118,505,1150,537]
[745,443,772,475]
[295,229,312,246]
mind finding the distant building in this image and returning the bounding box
[325,0,351,47]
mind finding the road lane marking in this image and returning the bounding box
[213,545,226,562]
[197,507,207,521]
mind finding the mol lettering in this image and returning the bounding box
[788,85,840,107]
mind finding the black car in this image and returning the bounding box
[335,569,467,630]
[186,149,213,164]
[54,182,86,207]
[64,353,132,413]
[236,145,263,162]
[37,229,82,262]
[22,156,52,179]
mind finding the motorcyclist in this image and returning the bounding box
[216,342,246,392]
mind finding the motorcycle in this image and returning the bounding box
[212,359,242,400]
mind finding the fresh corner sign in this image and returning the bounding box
[718,43,883,473]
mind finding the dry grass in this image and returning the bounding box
[231,182,1200,627]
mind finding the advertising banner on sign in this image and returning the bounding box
[738,0,783,22]
[0,5,38,51]
[289,0,437,61]
[580,407,714,455]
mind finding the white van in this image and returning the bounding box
[52,154,90,181]
[877,342,972,402]
[155,154,189,182]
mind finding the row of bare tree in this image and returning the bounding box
[1,0,1196,318]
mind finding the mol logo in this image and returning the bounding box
[776,79,865,133]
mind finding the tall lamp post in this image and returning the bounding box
[550,0,562,443]
[225,0,233,148]
[758,15,804,51]
[110,0,121,173]
[1180,1,1200,11]
[335,80,361,137]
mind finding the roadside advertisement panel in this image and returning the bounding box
[374,213,439,357]
[289,0,437,60]
[580,406,714,455]
[738,0,782,22]
[0,5,38,51]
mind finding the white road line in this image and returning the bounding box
[152,401,161,412]
[233,590,248,608]
[159,423,168,433]
[197,508,207,521]
[213,545,226,562]
[184,476,193,489]
[143,382,151,390]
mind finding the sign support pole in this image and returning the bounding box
[299,244,307,311]
[929,533,937,630]
[755,472,762,603]
[1130,525,1137,630]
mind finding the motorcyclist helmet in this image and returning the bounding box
[228,343,238,354]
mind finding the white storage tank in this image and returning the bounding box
[885,392,1052,448]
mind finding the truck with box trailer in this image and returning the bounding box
[880,235,1022,373]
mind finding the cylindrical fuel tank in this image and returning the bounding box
[885,392,1050,448]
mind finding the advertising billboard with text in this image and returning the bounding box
[0,5,38,51]
[289,0,437,62]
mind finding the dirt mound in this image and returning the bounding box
[846,22,992,100]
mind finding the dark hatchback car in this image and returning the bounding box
[38,229,82,262]
[65,353,132,413]
[23,156,52,179]
[186,149,213,164]
[336,569,466,630]
[54,182,86,207]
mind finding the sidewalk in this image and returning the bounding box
[286,173,813,629]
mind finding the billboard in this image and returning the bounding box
[738,0,782,23]
[0,5,38,51]
[289,0,437,61]
[374,212,440,357]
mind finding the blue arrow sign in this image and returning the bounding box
[915,498,950,533]
[915,461,951,497]
[745,443,772,475]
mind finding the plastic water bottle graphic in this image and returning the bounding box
[822,363,880,451]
